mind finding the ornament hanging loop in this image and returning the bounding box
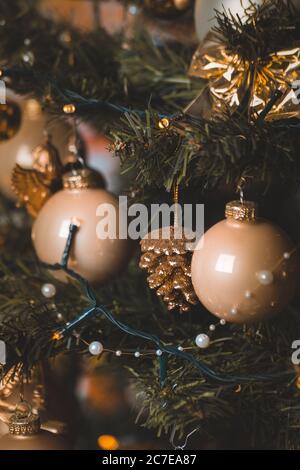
[173,182,180,228]
[236,177,246,205]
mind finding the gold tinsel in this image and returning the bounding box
[139,226,198,313]
[189,33,300,120]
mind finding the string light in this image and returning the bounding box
[63,103,76,114]
[52,331,62,341]
[158,117,170,129]
[47,223,291,384]
[98,434,119,450]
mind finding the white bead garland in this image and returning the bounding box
[41,283,56,298]
[257,270,274,285]
[195,334,210,349]
[88,341,104,356]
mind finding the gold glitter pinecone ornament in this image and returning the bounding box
[140,226,198,313]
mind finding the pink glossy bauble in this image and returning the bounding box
[191,202,299,324]
[32,187,133,284]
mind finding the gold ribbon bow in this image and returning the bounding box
[189,33,300,120]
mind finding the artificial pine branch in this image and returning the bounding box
[0,191,299,447]
[0,0,300,450]
[0,1,201,127]
[112,110,300,193]
[214,0,300,61]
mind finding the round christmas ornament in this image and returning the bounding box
[191,200,299,324]
[0,402,69,450]
[32,168,132,284]
[140,226,198,313]
[145,0,192,18]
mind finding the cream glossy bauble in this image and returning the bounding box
[191,201,299,324]
[32,169,132,284]
[194,0,300,42]
[0,92,69,199]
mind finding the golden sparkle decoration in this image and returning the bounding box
[11,138,63,218]
[0,100,22,142]
[63,103,76,114]
[189,33,300,121]
[296,376,300,389]
[139,226,198,313]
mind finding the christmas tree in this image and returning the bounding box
[0,0,300,450]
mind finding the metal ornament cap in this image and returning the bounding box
[8,402,40,436]
[225,200,257,222]
[63,168,105,190]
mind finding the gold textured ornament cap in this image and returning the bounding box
[63,168,105,190]
[225,200,258,222]
[8,403,40,436]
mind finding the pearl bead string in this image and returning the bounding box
[40,288,228,356]
[42,243,296,353]
[42,223,295,384]
[44,289,228,354]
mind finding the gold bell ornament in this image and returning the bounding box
[0,401,69,450]
[191,200,300,324]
